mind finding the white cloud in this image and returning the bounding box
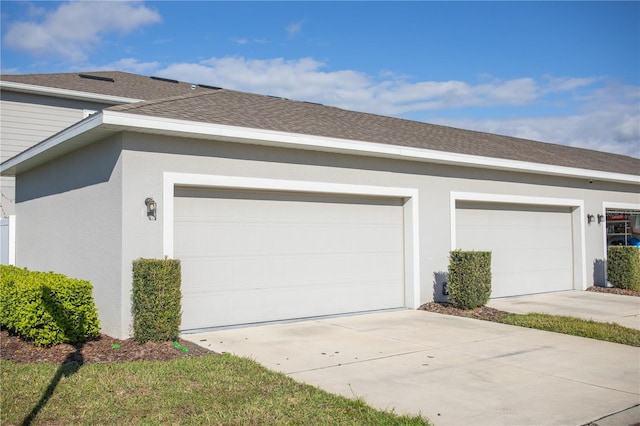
[156,57,549,115]
[430,87,640,158]
[543,74,600,93]
[3,1,161,62]
[145,55,640,158]
[286,21,303,37]
[232,37,269,45]
[102,58,160,74]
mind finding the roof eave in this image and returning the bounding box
[2,110,638,186]
[0,113,116,176]
[0,80,142,105]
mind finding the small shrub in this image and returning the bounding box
[132,258,182,343]
[607,246,640,291]
[0,265,100,346]
[447,250,492,310]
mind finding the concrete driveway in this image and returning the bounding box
[487,291,640,330]
[182,308,640,426]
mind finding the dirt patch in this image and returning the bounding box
[586,286,640,297]
[420,286,639,320]
[419,302,511,321]
[1,328,213,365]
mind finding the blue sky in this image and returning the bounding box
[2,1,639,158]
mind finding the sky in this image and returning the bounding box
[1,1,639,158]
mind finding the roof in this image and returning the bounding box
[1,71,638,179]
[0,71,219,102]
[107,90,640,176]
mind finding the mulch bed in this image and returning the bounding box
[419,286,639,320]
[419,302,511,321]
[1,329,213,365]
[2,287,636,366]
[586,285,640,297]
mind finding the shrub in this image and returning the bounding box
[447,250,492,309]
[607,246,640,291]
[0,265,100,346]
[132,258,182,343]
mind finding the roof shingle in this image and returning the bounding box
[108,90,640,176]
[2,70,638,176]
[1,71,218,101]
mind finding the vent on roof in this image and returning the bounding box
[78,73,115,83]
[150,76,179,84]
[197,84,222,90]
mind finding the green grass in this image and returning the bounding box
[1,354,430,426]
[498,313,640,347]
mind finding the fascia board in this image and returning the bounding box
[2,108,638,185]
[103,111,640,185]
[0,80,141,104]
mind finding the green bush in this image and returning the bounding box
[447,250,492,309]
[132,258,182,343]
[0,265,100,346]
[607,246,640,291]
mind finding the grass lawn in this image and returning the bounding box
[1,353,430,426]
[498,313,640,347]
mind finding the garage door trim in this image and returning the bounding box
[163,172,421,309]
[450,191,586,291]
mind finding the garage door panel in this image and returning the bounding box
[490,247,572,274]
[456,202,574,298]
[176,222,402,256]
[182,278,398,329]
[180,252,403,291]
[457,227,572,251]
[175,188,405,331]
[492,269,574,297]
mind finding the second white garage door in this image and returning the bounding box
[175,187,406,331]
[456,202,574,298]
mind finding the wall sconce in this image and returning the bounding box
[587,214,595,224]
[145,197,157,221]
[597,214,605,224]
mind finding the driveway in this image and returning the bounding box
[487,290,640,330]
[182,308,640,426]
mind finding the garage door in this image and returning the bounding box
[456,202,574,298]
[175,187,405,331]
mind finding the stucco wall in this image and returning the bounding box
[15,135,125,338]
[12,129,639,338]
[114,132,639,335]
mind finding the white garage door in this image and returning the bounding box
[175,187,405,331]
[456,202,574,298]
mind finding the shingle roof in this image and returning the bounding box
[2,70,638,176]
[108,90,640,176]
[0,71,219,100]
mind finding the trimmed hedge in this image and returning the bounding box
[607,246,640,291]
[447,250,492,310]
[0,265,100,346]
[132,258,182,343]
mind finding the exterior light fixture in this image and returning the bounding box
[145,198,157,220]
[587,214,595,224]
[597,214,605,225]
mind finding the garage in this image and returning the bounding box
[455,201,575,298]
[174,186,406,331]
